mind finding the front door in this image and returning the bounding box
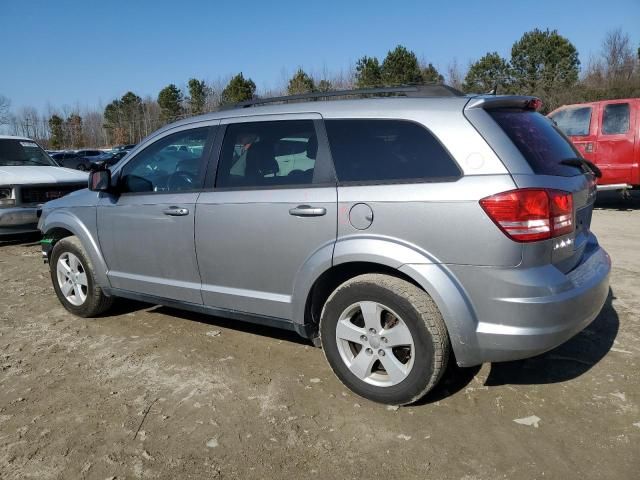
[597,101,636,185]
[97,124,216,303]
[195,116,337,320]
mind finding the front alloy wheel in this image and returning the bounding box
[50,236,113,317]
[56,252,88,306]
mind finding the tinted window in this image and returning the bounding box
[549,107,592,136]
[0,139,56,167]
[602,103,630,135]
[216,120,317,188]
[489,110,580,177]
[120,127,210,193]
[325,119,460,183]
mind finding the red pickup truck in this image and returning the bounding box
[549,98,639,191]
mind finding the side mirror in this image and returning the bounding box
[88,169,112,192]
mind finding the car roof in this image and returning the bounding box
[549,98,640,113]
[155,96,471,135]
[0,134,33,141]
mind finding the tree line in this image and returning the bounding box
[0,28,638,149]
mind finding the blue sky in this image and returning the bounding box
[1,0,638,112]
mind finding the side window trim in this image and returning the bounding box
[116,124,218,196]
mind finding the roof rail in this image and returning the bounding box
[225,84,464,109]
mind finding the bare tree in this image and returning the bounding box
[0,95,10,126]
[445,58,465,90]
[602,28,636,81]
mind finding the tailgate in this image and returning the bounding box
[464,98,599,273]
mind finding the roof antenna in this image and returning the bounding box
[487,83,498,95]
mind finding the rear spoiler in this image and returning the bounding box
[465,95,541,111]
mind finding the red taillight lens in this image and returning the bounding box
[480,189,573,242]
[526,98,543,111]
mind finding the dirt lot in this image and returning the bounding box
[0,193,638,480]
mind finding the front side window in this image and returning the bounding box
[324,119,460,183]
[216,120,317,188]
[602,103,630,135]
[0,139,56,167]
[119,127,210,193]
[549,106,592,136]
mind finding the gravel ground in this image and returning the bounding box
[0,192,638,479]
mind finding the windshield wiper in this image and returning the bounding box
[560,158,602,178]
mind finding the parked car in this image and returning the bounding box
[50,151,93,171]
[0,136,87,237]
[112,144,136,152]
[105,150,130,165]
[549,98,639,190]
[38,87,610,405]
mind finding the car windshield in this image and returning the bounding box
[0,139,57,167]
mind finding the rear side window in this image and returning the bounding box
[325,119,460,183]
[602,103,630,135]
[489,110,580,177]
[549,107,592,136]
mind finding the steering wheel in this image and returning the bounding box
[167,171,196,191]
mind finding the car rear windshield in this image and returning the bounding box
[0,139,57,167]
[489,110,581,177]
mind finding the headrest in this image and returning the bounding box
[306,135,318,159]
[246,142,279,177]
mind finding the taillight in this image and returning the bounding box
[525,98,543,111]
[480,189,574,242]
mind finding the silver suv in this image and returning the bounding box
[38,86,611,405]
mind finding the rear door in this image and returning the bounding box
[596,101,636,185]
[195,115,337,320]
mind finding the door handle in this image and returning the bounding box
[163,206,189,216]
[289,205,327,217]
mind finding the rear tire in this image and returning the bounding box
[50,236,113,317]
[320,274,449,405]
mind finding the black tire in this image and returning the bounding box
[320,274,450,405]
[50,236,113,317]
[76,164,86,171]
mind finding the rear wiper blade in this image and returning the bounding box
[560,158,602,178]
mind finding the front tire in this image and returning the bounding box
[320,274,449,405]
[50,236,113,317]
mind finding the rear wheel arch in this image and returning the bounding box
[301,259,477,367]
[303,261,427,331]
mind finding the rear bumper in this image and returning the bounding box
[444,234,611,366]
[0,207,39,236]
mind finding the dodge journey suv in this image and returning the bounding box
[38,86,611,405]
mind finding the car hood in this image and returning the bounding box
[0,166,89,185]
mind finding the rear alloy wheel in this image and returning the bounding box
[320,274,449,405]
[335,301,415,387]
[50,236,113,317]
